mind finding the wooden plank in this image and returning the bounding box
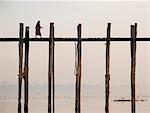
[130,23,137,113]
[105,23,111,113]
[75,24,82,113]
[18,23,24,113]
[0,37,150,42]
[0,38,20,41]
[24,26,29,113]
[48,23,55,113]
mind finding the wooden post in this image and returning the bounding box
[75,24,82,113]
[105,23,111,113]
[130,23,137,113]
[48,23,54,113]
[18,23,24,113]
[52,23,55,113]
[24,26,29,113]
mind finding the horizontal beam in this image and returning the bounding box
[0,37,150,42]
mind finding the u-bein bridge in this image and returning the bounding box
[0,22,150,113]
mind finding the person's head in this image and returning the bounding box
[37,21,40,24]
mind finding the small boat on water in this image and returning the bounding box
[113,97,147,102]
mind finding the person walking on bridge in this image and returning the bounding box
[35,21,43,38]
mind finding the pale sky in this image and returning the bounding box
[0,1,150,89]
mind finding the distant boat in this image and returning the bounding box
[113,98,147,102]
[114,99,146,102]
[113,96,148,102]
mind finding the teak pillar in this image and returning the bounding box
[24,26,29,113]
[105,23,111,113]
[18,23,24,113]
[48,23,55,113]
[75,24,82,113]
[130,23,137,113]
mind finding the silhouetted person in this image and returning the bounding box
[35,21,42,38]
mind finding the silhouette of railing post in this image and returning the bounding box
[18,23,24,113]
[130,23,137,113]
[75,24,82,113]
[48,23,55,113]
[105,23,111,113]
[52,23,55,113]
[24,26,29,113]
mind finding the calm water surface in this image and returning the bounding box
[0,97,149,113]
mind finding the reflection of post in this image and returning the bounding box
[48,23,54,113]
[24,26,29,113]
[18,23,24,113]
[105,23,111,113]
[75,24,82,113]
[130,23,137,113]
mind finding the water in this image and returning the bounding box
[0,97,149,113]
[0,84,149,113]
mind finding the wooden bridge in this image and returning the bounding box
[0,23,150,113]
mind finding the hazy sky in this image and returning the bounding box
[0,1,150,89]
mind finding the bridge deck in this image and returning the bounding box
[0,37,150,42]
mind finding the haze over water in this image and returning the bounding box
[0,0,150,113]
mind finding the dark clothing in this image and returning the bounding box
[35,22,41,36]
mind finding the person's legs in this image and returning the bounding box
[35,32,37,38]
[39,33,42,38]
